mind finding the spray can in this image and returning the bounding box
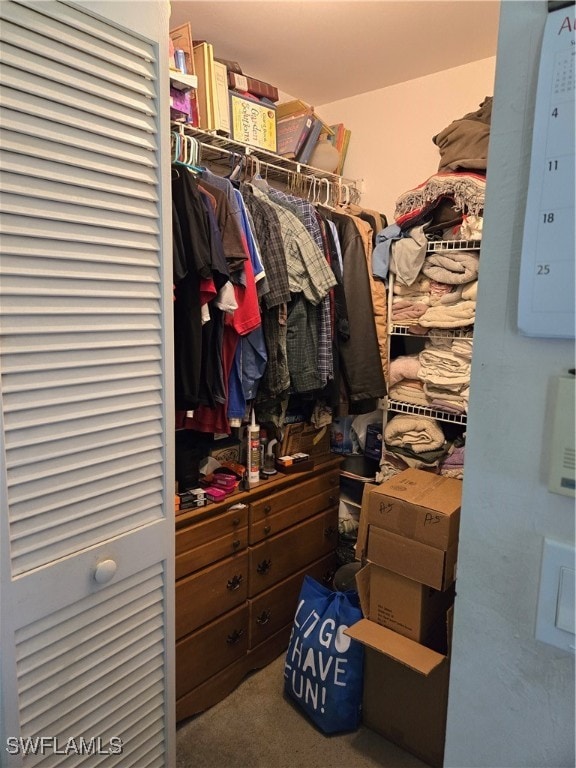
[247,408,260,486]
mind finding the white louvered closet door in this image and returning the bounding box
[0,2,174,766]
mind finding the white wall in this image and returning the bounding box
[319,57,496,221]
[443,2,575,766]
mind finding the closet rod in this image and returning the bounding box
[172,122,363,202]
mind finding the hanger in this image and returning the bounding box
[171,130,203,174]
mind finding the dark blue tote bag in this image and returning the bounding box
[284,575,364,734]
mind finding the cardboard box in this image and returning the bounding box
[366,525,458,591]
[346,610,452,768]
[356,563,455,642]
[280,422,331,461]
[229,90,277,152]
[209,436,241,464]
[357,468,461,555]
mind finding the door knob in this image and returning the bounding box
[94,558,117,584]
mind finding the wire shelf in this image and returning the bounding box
[386,399,468,425]
[390,325,474,338]
[171,122,362,199]
[426,239,482,252]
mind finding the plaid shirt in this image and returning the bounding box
[248,185,336,305]
[262,185,333,385]
[241,186,290,309]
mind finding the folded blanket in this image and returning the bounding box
[389,355,421,387]
[418,301,476,328]
[391,301,429,322]
[394,171,486,229]
[389,381,430,407]
[451,337,474,360]
[393,275,431,295]
[384,414,445,453]
[422,250,479,284]
[441,444,466,467]
[462,280,478,301]
[418,348,471,384]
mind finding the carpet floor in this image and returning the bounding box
[176,654,428,768]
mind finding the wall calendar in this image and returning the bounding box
[518,6,575,338]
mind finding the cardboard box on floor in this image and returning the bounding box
[357,562,455,643]
[346,606,453,768]
[357,469,462,590]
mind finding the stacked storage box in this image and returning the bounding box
[346,468,462,768]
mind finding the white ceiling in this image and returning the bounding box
[169,0,501,106]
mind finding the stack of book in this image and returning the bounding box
[328,123,352,175]
[275,100,334,166]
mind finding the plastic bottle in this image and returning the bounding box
[247,408,260,486]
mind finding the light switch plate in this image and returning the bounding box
[535,537,576,652]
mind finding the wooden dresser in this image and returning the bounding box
[175,456,342,722]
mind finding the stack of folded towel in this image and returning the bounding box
[383,414,449,470]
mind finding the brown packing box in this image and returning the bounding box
[356,563,455,643]
[346,609,453,768]
[357,468,461,553]
[280,422,332,461]
[367,525,458,591]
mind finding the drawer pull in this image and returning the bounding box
[263,524,271,535]
[264,504,272,514]
[324,526,337,538]
[232,517,240,527]
[226,574,243,591]
[226,629,244,645]
[256,609,271,625]
[329,496,337,505]
[256,558,272,575]
[329,476,338,486]
[232,539,241,550]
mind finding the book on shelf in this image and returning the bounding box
[214,57,243,74]
[276,109,314,158]
[276,100,334,137]
[227,71,279,103]
[192,41,216,130]
[338,128,352,174]
[229,90,277,153]
[295,115,324,166]
[212,59,231,135]
[170,22,195,78]
[328,123,346,153]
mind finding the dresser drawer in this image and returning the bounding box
[250,487,338,544]
[176,526,248,580]
[176,503,249,557]
[176,604,249,699]
[250,469,340,525]
[248,552,338,648]
[176,551,249,639]
[249,507,338,597]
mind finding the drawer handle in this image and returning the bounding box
[232,517,240,527]
[232,539,241,550]
[227,574,243,591]
[263,524,271,535]
[329,495,337,505]
[256,609,271,625]
[263,504,272,514]
[226,629,244,645]
[324,526,337,538]
[256,558,272,575]
[329,476,338,486]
